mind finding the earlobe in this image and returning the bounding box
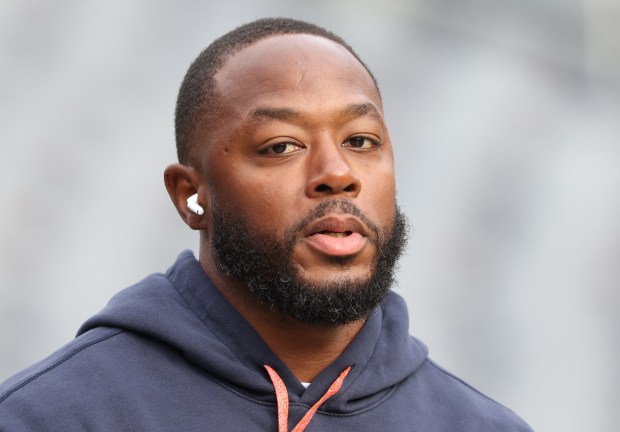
[163,163,209,230]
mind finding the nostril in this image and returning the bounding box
[315,184,330,192]
[343,184,356,192]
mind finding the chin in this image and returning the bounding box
[296,266,372,287]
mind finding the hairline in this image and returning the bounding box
[175,19,381,167]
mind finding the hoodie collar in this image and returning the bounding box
[79,250,428,414]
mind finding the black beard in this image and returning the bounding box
[211,199,409,325]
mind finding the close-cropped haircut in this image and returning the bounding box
[174,17,379,166]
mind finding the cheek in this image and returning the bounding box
[360,163,397,225]
[211,167,301,235]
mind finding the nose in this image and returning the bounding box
[305,143,362,198]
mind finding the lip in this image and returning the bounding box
[302,215,370,257]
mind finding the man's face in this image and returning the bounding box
[198,34,402,322]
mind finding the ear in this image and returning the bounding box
[163,163,209,230]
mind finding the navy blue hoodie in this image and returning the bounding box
[0,251,532,431]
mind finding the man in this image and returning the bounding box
[0,18,532,431]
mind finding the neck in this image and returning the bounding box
[245,303,363,382]
[200,251,364,382]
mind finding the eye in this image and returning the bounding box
[259,142,303,155]
[342,136,380,149]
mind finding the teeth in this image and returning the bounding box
[325,232,350,238]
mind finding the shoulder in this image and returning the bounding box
[0,327,186,431]
[1,327,122,401]
[0,327,122,429]
[405,356,533,431]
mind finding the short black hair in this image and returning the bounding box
[174,17,380,166]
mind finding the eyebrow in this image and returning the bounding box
[341,102,381,120]
[251,107,300,121]
[249,102,382,122]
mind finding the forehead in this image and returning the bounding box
[213,34,381,114]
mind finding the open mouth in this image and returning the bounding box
[301,215,369,257]
[318,230,353,238]
[306,228,366,257]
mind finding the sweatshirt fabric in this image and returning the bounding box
[0,250,532,431]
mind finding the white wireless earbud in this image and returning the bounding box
[186,193,204,216]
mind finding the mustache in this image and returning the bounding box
[290,199,381,239]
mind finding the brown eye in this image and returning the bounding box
[260,142,302,155]
[272,143,288,153]
[343,136,378,149]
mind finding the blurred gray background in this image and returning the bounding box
[1,1,619,431]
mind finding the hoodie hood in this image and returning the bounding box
[78,250,428,414]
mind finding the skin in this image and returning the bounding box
[164,34,396,382]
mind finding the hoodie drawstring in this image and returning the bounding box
[264,365,351,432]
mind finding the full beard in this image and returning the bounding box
[211,199,409,326]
